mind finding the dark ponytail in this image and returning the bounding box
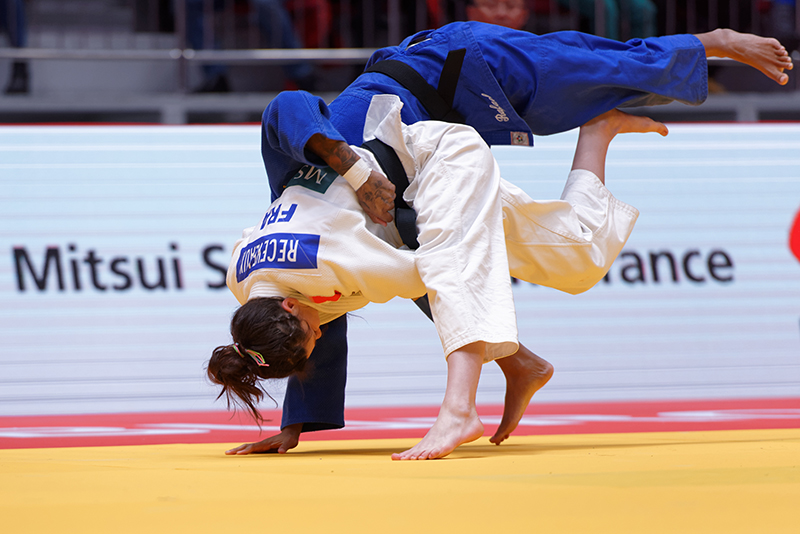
[207,297,309,422]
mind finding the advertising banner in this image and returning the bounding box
[1,123,799,416]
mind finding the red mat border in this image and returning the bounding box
[1,397,798,450]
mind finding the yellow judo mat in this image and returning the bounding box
[2,428,798,534]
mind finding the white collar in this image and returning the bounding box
[361,94,416,179]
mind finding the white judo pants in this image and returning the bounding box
[405,123,638,362]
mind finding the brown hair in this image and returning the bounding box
[207,297,309,422]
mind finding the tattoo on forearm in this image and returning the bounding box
[330,143,359,173]
[306,134,359,175]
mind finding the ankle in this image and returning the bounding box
[580,119,616,144]
[697,28,732,58]
[439,399,478,420]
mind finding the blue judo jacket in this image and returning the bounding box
[262,21,706,201]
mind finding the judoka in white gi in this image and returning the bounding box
[209,94,669,460]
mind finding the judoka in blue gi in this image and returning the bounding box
[232,22,793,455]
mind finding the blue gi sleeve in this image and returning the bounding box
[260,92,356,435]
[281,314,348,432]
[261,91,347,201]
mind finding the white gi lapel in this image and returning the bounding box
[362,94,416,180]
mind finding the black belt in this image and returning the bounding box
[364,48,466,124]
[360,138,433,320]
[360,138,419,250]
[360,47,468,250]
[359,49,468,321]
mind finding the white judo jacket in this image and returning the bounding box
[228,95,639,361]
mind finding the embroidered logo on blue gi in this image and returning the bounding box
[511,132,530,146]
[236,233,320,282]
[286,164,337,194]
[481,93,509,123]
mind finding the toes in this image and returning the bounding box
[490,433,508,445]
[417,448,441,460]
[392,446,442,460]
[765,64,790,85]
[393,446,426,460]
[770,65,791,84]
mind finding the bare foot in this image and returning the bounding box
[392,344,485,460]
[572,109,668,183]
[391,405,484,460]
[696,28,793,85]
[583,108,669,138]
[489,345,554,445]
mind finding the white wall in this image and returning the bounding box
[1,123,799,416]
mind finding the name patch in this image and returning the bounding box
[285,164,338,194]
[236,233,320,282]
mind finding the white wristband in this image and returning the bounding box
[342,158,371,190]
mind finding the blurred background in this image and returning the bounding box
[1,1,799,422]
[1,0,799,124]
